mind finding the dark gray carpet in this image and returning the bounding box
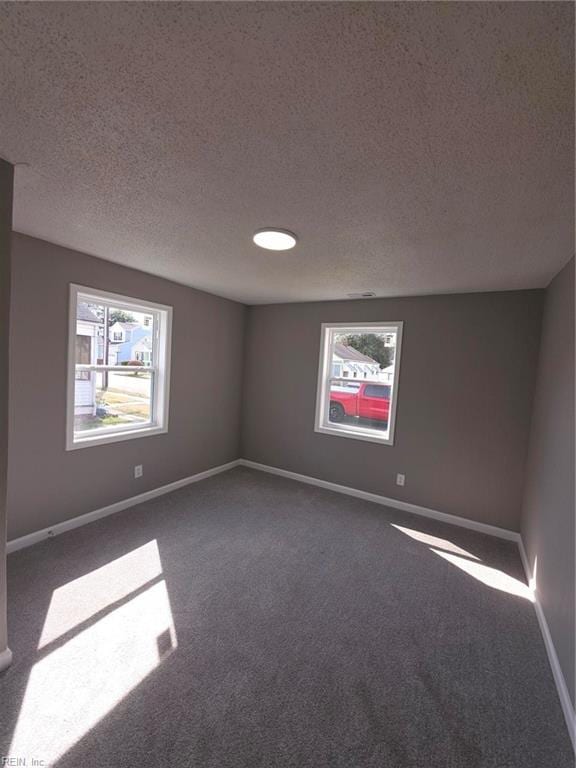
[2,467,573,767]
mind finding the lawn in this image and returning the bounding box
[74,386,151,432]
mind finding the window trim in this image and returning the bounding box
[314,321,403,446]
[66,284,173,451]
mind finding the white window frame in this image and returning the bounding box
[314,321,403,446]
[66,284,173,451]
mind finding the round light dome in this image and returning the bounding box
[253,228,297,251]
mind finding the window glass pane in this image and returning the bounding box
[107,307,155,368]
[75,301,103,374]
[74,369,153,434]
[323,326,400,441]
[76,300,103,325]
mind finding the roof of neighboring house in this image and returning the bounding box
[115,321,140,331]
[333,343,377,364]
[132,335,152,350]
[77,302,102,324]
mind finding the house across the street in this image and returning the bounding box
[331,343,380,380]
[131,335,153,366]
[108,321,150,365]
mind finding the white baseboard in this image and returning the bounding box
[238,459,521,542]
[518,539,576,750]
[7,459,241,554]
[0,646,13,672]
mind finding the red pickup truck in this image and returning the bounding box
[329,381,391,424]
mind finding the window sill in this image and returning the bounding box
[66,424,167,451]
[315,423,395,446]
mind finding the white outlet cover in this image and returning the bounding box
[396,473,405,486]
[134,465,143,478]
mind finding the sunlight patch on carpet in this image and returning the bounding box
[10,543,176,766]
[38,540,163,649]
[391,524,481,560]
[432,549,533,601]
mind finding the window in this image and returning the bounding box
[75,336,91,381]
[67,285,172,450]
[315,322,403,445]
[112,331,123,341]
[364,384,391,399]
[135,350,152,366]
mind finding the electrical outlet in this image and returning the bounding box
[134,465,143,479]
[396,473,405,487]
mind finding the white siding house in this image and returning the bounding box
[331,343,380,379]
[132,335,152,366]
[379,364,395,384]
[74,305,102,417]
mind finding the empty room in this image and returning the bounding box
[0,2,574,766]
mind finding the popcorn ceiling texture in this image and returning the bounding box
[0,2,573,304]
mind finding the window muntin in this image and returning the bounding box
[315,322,403,445]
[67,285,172,450]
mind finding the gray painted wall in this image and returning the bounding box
[8,234,246,540]
[521,258,575,707]
[0,160,14,661]
[241,290,544,531]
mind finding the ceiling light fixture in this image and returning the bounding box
[253,228,297,251]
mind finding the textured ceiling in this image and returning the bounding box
[0,2,573,304]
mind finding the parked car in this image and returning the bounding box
[329,381,391,424]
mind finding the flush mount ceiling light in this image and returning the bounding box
[253,228,297,251]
